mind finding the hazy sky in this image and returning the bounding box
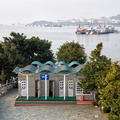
[0,0,120,24]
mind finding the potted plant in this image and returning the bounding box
[100,106,111,113]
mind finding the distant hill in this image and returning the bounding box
[110,14,120,19]
[26,20,88,26]
[26,20,53,26]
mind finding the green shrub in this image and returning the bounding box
[100,106,111,113]
[92,101,99,106]
[108,113,120,120]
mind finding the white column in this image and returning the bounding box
[45,74,47,100]
[64,75,66,100]
[38,81,40,98]
[26,75,29,100]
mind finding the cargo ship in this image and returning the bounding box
[94,25,118,34]
[75,24,93,34]
[75,24,118,35]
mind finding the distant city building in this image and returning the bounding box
[26,14,120,26]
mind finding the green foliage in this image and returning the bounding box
[89,42,102,61]
[78,42,120,119]
[100,106,111,113]
[56,41,87,64]
[0,32,54,84]
[108,113,120,120]
[25,36,54,63]
[79,42,111,91]
[92,101,99,106]
[99,63,120,119]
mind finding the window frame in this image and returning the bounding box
[76,82,92,95]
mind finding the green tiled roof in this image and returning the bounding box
[20,65,37,74]
[31,61,43,66]
[31,61,81,67]
[12,67,20,73]
[44,61,56,67]
[56,61,67,66]
[37,65,55,73]
[13,61,84,75]
[68,61,80,67]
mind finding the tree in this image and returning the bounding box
[79,42,120,120]
[25,36,54,63]
[78,42,111,92]
[56,41,87,64]
[99,63,120,120]
[0,44,7,84]
[0,32,54,84]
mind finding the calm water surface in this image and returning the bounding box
[0,25,120,62]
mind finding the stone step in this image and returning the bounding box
[77,101,93,105]
[15,101,76,103]
[14,101,77,106]
[14,100,94,106]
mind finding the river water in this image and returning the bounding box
[0,25,120,62]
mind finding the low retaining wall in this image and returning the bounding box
[0,82,13,95]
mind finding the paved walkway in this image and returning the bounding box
[0,88,108,120]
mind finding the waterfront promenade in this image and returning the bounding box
[0,88,108,120]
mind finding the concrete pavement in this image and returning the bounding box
[0,88,108,120]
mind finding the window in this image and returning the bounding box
[21,80,27,96]
[21,80,26,90]
[76,82,92,95]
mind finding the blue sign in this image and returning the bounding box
[40,74,49,80]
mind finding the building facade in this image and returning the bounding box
[13,61,94,101]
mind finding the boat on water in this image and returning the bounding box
[75,24,118,35]
[95,25,118,34]
[75,24,94,34]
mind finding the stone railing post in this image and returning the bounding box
[6,80,8,91]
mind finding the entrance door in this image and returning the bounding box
[35,81,40,98]
[52,81,54,97]
[59,80,64,97]
[38,81,40,98]
[68,80,74,97]
[49,81,54,97]
[21,80,27,96]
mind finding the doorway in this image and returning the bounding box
[35,80,40,98]
[49,81,54,97]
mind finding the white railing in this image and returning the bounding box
[0,80,14,95]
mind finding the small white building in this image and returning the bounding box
[13,61,94,101]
